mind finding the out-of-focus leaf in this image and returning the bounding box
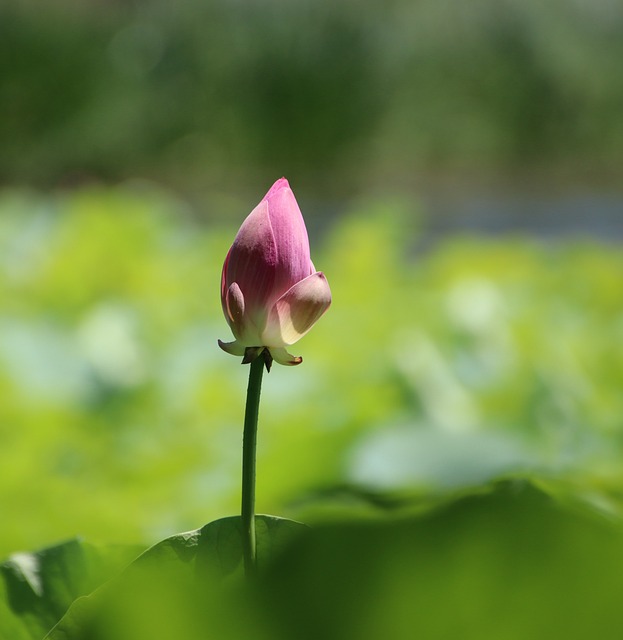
[257,481,623,640]
[46,515,305,639]
[347,424,538,491]
[0,539,142,640]
[31,483,623,640]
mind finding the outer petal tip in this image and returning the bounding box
[269,347,303,366]
[264,177,290,200]
[218,339,246,356]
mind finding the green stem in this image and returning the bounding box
[241,354,265,577]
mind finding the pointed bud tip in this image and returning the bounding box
[264,177,291,200]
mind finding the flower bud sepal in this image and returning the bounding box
[243,346,273,373]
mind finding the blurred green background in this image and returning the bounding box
[1,0,623,561]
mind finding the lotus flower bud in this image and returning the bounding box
[218,178,331,369]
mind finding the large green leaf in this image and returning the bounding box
[45,515,306,639]
[258,481,623,640]
[0,539,143,640]
[13,484,623,640]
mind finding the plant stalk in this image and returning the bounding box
[241,354,265,576]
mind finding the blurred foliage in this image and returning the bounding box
[1,0,622,194]
[1,515,301,639]
[6,483,623,639]
[1,539,142,640]
[256,482,623,640]
[1,185,623,561]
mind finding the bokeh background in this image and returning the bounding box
[1,0,623,559]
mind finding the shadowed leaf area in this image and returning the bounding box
[3,483,618,640]
[258,482,623,640]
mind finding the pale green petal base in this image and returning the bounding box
[218,340,302,368]
[218,339,246,356]
[268,347,303,366]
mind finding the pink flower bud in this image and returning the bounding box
[218,178,331,368]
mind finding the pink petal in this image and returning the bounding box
[263,272,332,347]
[224,282,245,328]
[223,179,313,322]
[224,282,263,345]
[263,177,290,200]
[263,181,313,298]
[225,199,277,322]
[220,246,231,310]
